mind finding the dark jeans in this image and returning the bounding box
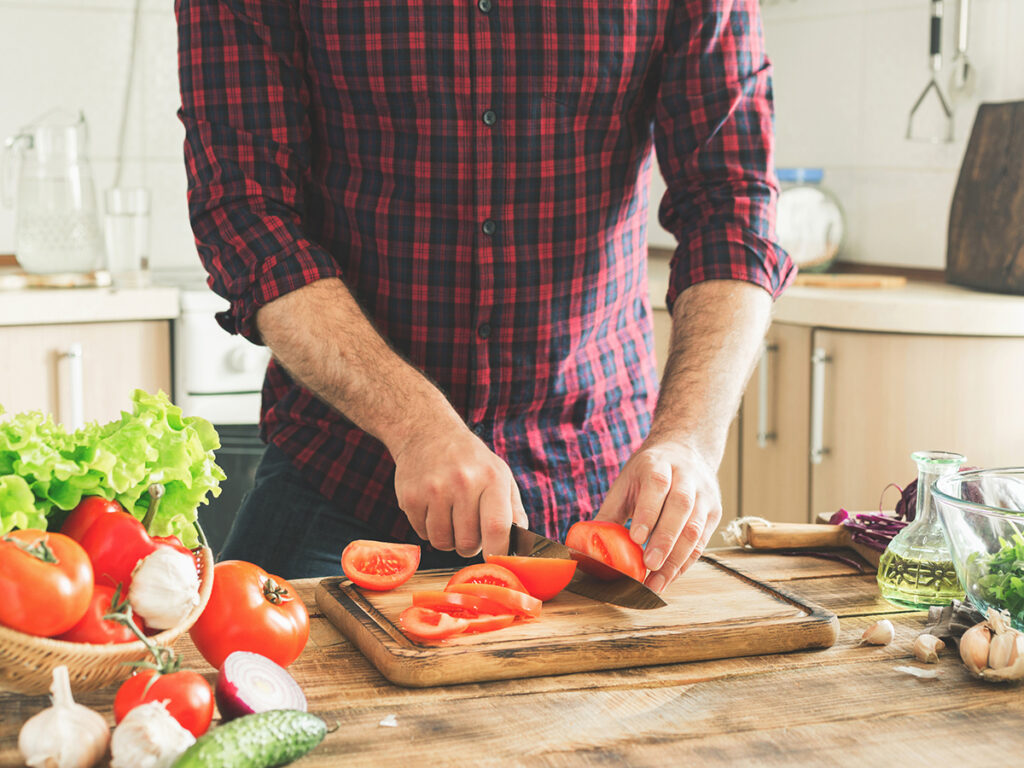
[220,443,479,580]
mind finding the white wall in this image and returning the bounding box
[0,0,197,273]
[648,0,1024,270]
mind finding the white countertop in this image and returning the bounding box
[0,285,180,327]
[647,255,1024,337]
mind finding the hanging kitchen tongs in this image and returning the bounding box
[906,0,955,143]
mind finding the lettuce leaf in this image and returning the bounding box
[0,390,224,546]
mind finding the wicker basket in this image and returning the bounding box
[0,546,215,695]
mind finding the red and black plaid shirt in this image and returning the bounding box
[177,0,793,543]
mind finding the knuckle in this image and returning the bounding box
[667,486,694,509]
[481,515,508,538]
[454,537,481,557]
[647,470,672,492]
[680,523,702,546]
[451,466,474,490]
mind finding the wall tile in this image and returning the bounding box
[140,8,185,161]
[144,159,200,272]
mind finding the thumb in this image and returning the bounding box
[510,480,529,528]
[594,470,631,524]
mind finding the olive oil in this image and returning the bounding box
[876,550,963,610]
[876,450,967,611]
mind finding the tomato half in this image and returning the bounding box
[399,606,469,642]
[189,560,310,669]
[341,540,421,591]
[445,583,542,618]
[0,530,93,637]
[114,669,215,737]
[56,584,136,644]
[445,563,527,593]
[565,520,646,582]
[483,555,578,601]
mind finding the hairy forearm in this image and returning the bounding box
[255,278,462,457]
[650,280,772,467]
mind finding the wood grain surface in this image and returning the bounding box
[947,100,1024,295]
[2,549,1021,767]
[315,555,839,686]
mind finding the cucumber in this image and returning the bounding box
[172,710,327,768]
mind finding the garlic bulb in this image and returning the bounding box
[129,546,200,630]
[860,619,895,646]
[110,701,195,768]
[913,634,944,663]
[18,665,110,768]
[959,609,1024,682]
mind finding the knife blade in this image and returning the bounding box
[508,524,667,610]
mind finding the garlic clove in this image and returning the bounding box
[860,619,895,646]
[959,622,992,676]
[988,631,1017,671]
[913,633,944,663]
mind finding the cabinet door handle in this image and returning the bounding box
[756,342,779,448]
[810,347,831,464]
[61,343,84,431]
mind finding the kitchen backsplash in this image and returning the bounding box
[649,0,1024,270]
[1,1,1021,274]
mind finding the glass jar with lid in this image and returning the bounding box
[775,167,845,274]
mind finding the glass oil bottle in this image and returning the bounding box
[877,450,966,610]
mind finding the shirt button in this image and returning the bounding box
[478,0,492,12]
[482,219,497,236]
[482,109,497,127]
[477,323,492,339]
[471,422,486,437]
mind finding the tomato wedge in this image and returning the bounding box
[399,606,468,642]
[445,563,527,593]
[341,540,420,591]
[411,590,511,616]
[565,520,646,582]
[484,555,577,601]
[410,592,516,634]
[445,583,542,618]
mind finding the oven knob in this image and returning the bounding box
[227,346,269,373]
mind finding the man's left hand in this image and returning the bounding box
[595,437,722,593]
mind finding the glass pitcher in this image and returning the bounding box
[2,109,106,274]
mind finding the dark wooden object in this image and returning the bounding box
[947,100,1024,294]
[315,555,838,687]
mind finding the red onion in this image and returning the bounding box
[215,651,307,721]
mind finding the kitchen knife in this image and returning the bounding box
[508,524,667,610]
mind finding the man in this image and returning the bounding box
[176,0,793,590]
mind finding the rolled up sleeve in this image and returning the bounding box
[176,0,342,343]
[653,0,795,312]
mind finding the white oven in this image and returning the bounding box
[169,280,271,556]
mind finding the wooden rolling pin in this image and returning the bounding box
[724,518,881,568]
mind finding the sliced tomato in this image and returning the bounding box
[445,563,527,593]
[565,520,646,582]
[463,613,516,633]
[445,583,542,618]
[484,555,577,601]
[341,540,421,591]
[411,590,511,616]
[399,606,468,642]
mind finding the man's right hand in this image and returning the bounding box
[391,417,528,558]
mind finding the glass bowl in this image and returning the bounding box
[933,467,1024,630]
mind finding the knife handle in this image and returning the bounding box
[743,522,847,550]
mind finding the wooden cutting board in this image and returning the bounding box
[315,554,838,687]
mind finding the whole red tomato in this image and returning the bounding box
[0,530,93,637]
[114,668,214,737]
[55,584,137,644]
[189,560,310,669]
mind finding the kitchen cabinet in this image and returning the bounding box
[0,320,171,426]
[740,324,1024,524]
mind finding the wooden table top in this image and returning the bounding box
[2,548,1021,767]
